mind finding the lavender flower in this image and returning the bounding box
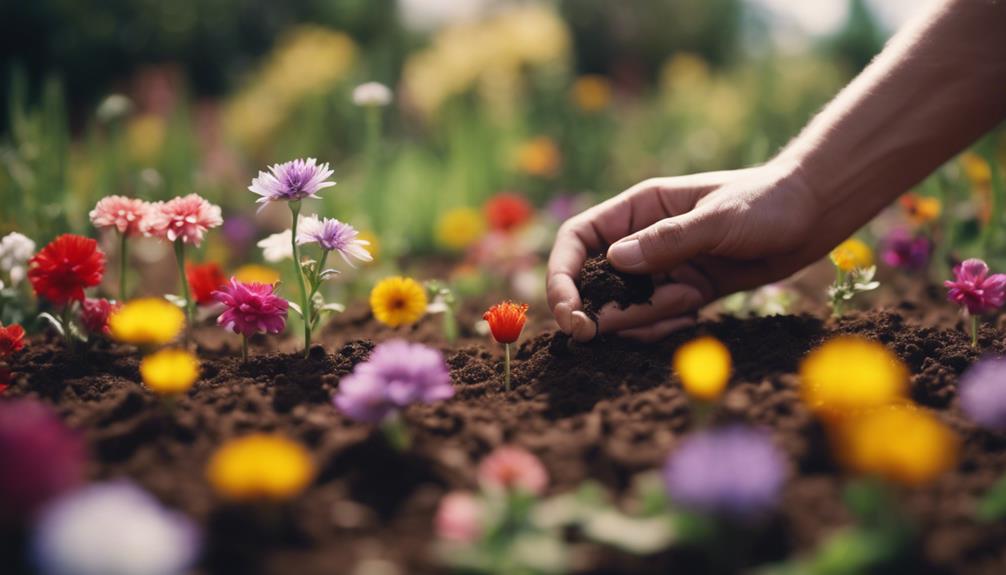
[32,482,201,575]
[960,358,1006,430]
[881,228,931,270]
[248,158,335,207]
[945,258,1006,315]
[663,426,786,519]
[334,340,453,423]
[297,215,372,267]
[212,279,289,337]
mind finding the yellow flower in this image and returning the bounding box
[673,337,731,401]
[829,238,873,272]
[357,231,380,263]
[571,75,612,112]
[140,348,199,396]
[515,136,561,178]
[207,435,315,502]
[835,404,957,486]
[436,208,486,251]
[370,276,428,327]
[659,52,710,96]
[127,114,166,164]
[800,337,907,420]
[233,264,280,285]
[109,298,185,346]
[961,152,991,187]
[900,194,942,225]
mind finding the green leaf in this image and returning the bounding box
[977,475,1006,521]
[37,312,65,336]
[288,301,304,318]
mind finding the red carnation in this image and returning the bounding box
[0,323,25,357]
[28,235,105,305]
[186,262,226,305]
[485,193,533,233]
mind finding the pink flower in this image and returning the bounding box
[143,194,223,247]
[477,446,549,496]
[212,279,288,337]
[88,196,151,237]
[944,258,1006,315]
[434,491,483,543]
[81,298,120,336]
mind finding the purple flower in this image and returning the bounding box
[0,400,86,523]
[213,279,289,337]
[334,340,453,423]
[248,158,335,207]
[33,481,201,575]
[221,214,257,255]
[296,215,372,267]
[960,358,1006,430]
[945,258,1006,315]
[881,229,931,270]
[663,426,786,519]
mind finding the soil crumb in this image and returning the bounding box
[577,254,654,319]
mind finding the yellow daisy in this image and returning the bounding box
[370,276,428,327]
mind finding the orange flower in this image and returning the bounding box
[484,193,533,233]
[483,301,528,344]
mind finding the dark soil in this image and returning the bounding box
[577,254,654,320]
[4,275,1006,574]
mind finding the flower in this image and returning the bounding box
[800,337,907,420]
[881,229,931,270]
[435,207,486,251]
[141,349,200,397]
[570,75,613,112]
[899,194,941,226]
[212,279,289,337]
[959,358,1006,430]
[357,230,380,263]
[233,264,281,285]
[829,238,873,272]
[334,340,453,423]
[257,230,294,262]
[0,231,36,286]
[32,482,200,575]
[673,337,731,402]
[143,195,223,247]
[207,435,314,501]
[482,301,528,344]
[109,298,186,346]
[370,276,428,327]
[434,491,484,543]
[961,152,991,187]
[835,405,957,486]
[81,298,120,337]
[663,426,786,519]
[28,235,106,305]
[944,258,1006,315]
[248,158,335,206]
[296,215,372,266]
[484,193,533,233]
[185,262,226,305]
[0,400,85,522]
[88,196,151,237]
[515,137,561,178]
[221,215,257,255]
[352,82,393,106]
[0,322,25,357]
[477,446,549,496]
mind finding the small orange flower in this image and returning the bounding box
[483,301,528,344]
[484,193,533,233]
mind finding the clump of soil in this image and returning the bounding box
[577,254,654,319]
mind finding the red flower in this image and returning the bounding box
[81,298,120,336]
[28,235,105,305]
[0,323,25,357]
[485,193,533,233]
[0,365,10,394]
[186,262,226,305]
[483,301,529,344]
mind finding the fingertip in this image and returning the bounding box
[570,310,598,342]
[606,238,646,273]
[554,302,573,333]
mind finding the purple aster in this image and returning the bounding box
[0,400,86,523]
[959,358,1006,430]
[296,215,373,267]
[663,425,787,520]
[945,258,1006,315]
[881,228,931,270]
[33,481,201,575]
[248,158,335,207]
[334,340,453,423]
[212,279,289,337]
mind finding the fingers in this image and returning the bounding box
[569,310,597,342]
[594,283,705,334]
[607,208,725,275]
[618,317,697,343]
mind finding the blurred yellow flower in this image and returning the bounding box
[516,136,561,178]
[371,276,427,327]
[659,52,710,96]
[900,194,941,226]
[109,298,185,346]
[141,348,199,397]
[673,337,731,401]
[800,337,907,420]
[207,435,314,502]
[829,238,873,272]
[571,75,612,112]
[356,231,380,263]
[436,208,486,251]
[127,114,166,164]
[233,264,280,285]
[836,404,957,486]
[961,152,991,187]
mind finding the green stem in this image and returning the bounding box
[289,201,311,356]
[971,315,979,348]
[61,303,73,351]
[118,231,128,302]
[381,413,411,451]
[504,342,511,391]
[443,305,458,344]
[241,335,249,363]
[831,268,846,317]
[364,107,383,233]
[173,240,193,344]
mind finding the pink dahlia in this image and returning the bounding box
[143,194,223,247]
[81,298,120,337]
[945,258,1006,315]
[212,279,288,337]
[477,446,549,496]
[88,196,151,237]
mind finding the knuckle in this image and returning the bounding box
[646,219,685,251]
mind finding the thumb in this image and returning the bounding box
[607,209,723,274]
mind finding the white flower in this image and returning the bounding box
[0,232,36,286]
[352,82,393,107]
[257,230,293,263]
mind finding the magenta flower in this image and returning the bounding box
[881,228,931,270]
[945,258,1006,315]
[296,215,372,267]
[248,158,335,207]
[334,340,453,423]
[959,358,1006,430]
[81,298,120,337]
[477,446,549,496]
[213,279,289,337]
[434,491,484,543]
[143,194,223,247]
[89,196,151,237]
